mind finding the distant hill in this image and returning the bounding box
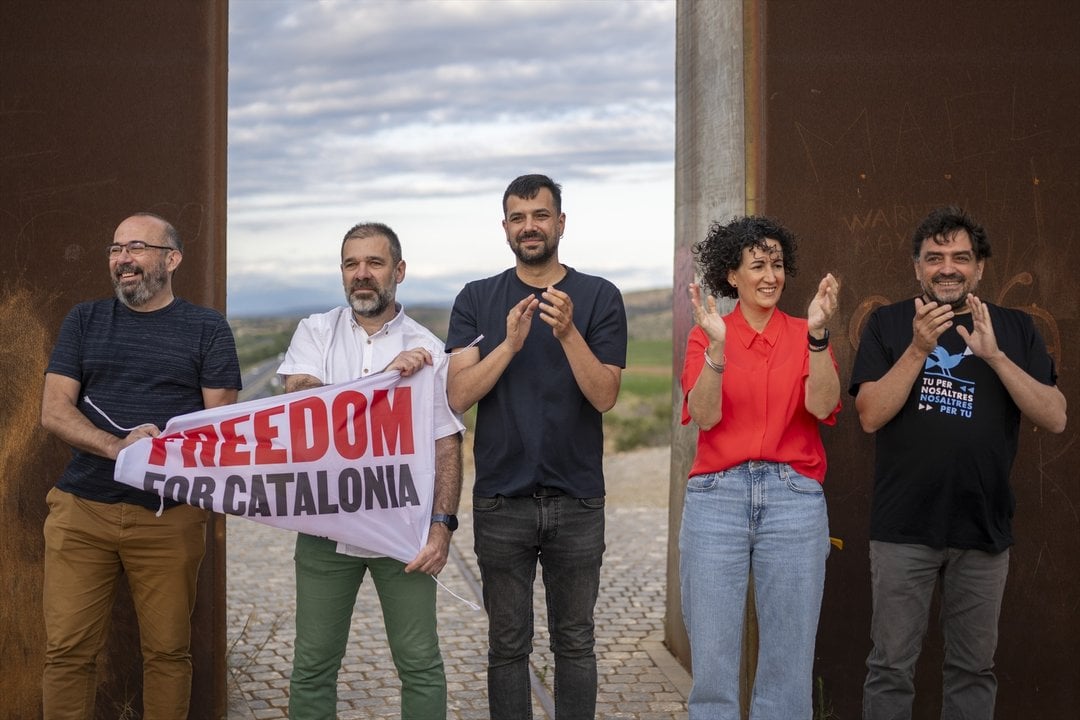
[620,287,673,341]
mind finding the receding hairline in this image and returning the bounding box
[121,212,182,252]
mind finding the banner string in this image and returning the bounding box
[83,396,142,432]
[440,334,483,357]
[434,576,482,611]
[84,396,166,515]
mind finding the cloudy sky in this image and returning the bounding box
[226,0,675,317]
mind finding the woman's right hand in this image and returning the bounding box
[689,282,727,348]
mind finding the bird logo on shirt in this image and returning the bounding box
[924,346,971,379]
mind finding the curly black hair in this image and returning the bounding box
[912,206,991,260]
[691,215,799,299]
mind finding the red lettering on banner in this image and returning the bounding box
[137,380,418,470]
[180,425,219,468]
[290,396,329,463]
[370,387,414,456]
[219,415,252,466]
[147,436,172,466]
[332,390,369,459]
[253,405,288,464]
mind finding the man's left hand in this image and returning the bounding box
[404,522,451,575]
[539,286,575,340]
[384,347,433,377]
[956,293,1002,360]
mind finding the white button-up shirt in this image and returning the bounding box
[277,304,464,556]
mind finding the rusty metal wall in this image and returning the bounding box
[764,0,1078,716]
[672,0,1079,717]
[0,1,229,717]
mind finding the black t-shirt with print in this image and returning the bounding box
[849,298,1056,552]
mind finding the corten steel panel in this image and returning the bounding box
[756,1,1079,717]
[0,1,229,717]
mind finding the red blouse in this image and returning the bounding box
[680,305,840,482]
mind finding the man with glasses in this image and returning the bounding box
[40,212,241,719]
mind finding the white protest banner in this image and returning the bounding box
[114,368,435,565]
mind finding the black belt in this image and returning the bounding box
[532,486,566,498]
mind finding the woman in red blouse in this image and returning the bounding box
[679,215,841,719]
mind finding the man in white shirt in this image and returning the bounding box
[277,222,464,720]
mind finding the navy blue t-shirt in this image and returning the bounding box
[849,298,1057,552]
[46,297,242,509]
[446,267,627,498]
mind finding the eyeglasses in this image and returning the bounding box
[106,241,176,257]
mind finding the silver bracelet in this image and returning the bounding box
[703,351,726,373]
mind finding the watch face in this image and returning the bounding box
[433,514,458,531]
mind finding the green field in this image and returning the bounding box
[606,338,673,451]
[626,338,673,367]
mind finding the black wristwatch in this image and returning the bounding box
[431,513,458,532]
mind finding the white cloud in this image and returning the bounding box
[227,0,675,316]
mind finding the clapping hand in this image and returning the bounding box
[689,282,727,346]
[806,273,840,333]
[956,293,1000,359]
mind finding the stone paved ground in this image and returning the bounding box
[226,446,689,719]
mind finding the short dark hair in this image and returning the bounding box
[912,207,991,260]
[692,215,799,299]
[502,174,562,215]
[341,222,401,264]
[132,212,182,252]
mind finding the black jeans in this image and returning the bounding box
[473,492,605,720]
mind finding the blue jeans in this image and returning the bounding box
[472,491,605,720]
[679,461,830,720]
[862,541,1009,720]
[289,533,446,720]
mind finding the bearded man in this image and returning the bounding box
[851,206,1067,719]
[446,174,628,719]
[277,222,464,720]
[40,212,241,719]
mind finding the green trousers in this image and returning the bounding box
[288,533,446,719]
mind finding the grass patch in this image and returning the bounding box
[620,372,672,397]
[626,338,673,367]
[606,338,673,451]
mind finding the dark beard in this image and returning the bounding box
[512,232,556,265]
[922,274,973,310]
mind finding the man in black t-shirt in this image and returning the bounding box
[850,207,1066,720]
[40,213,241,719]
[446,174,627,720]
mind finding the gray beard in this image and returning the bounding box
[113,267,167,308]
[347,286,394,317]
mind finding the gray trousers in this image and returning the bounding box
[862,541,1009,720]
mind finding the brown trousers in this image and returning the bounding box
[41,487,207,720]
